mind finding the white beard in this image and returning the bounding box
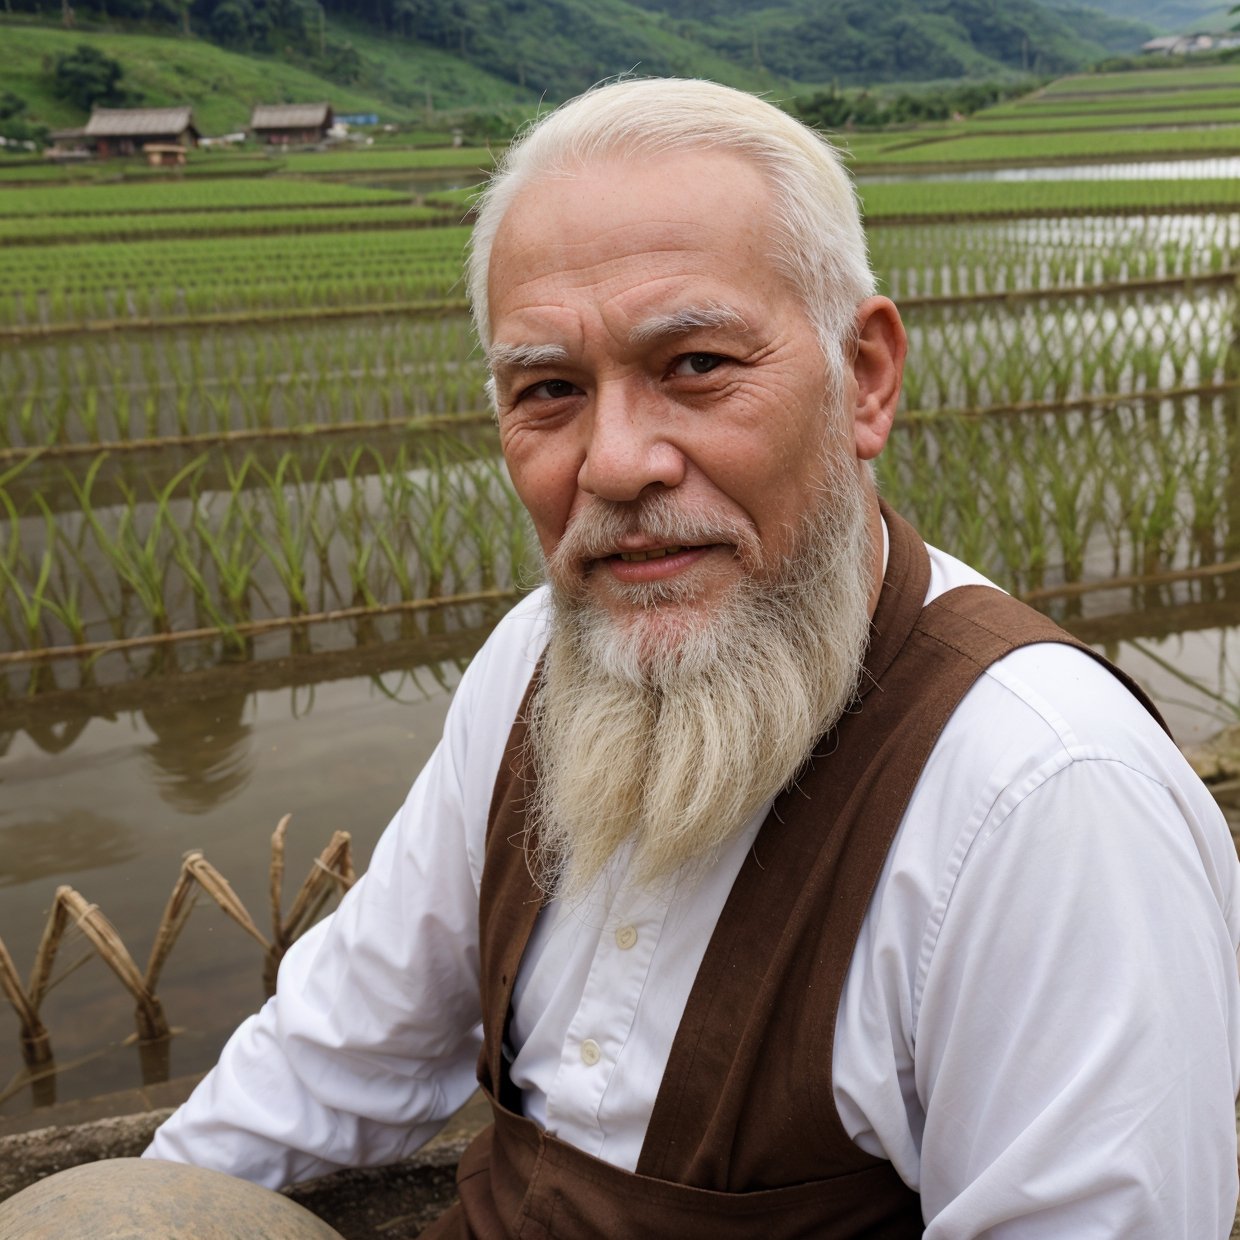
[523,441,875,904]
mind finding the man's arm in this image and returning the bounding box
[147,595,550,1188]
[916,753,1240,1238]
[146,734,484,1187]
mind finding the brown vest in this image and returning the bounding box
[421,506,1163,1240]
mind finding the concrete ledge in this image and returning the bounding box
[0,1109,175,1202]
[0,1095,490,1238]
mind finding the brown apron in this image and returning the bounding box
[421,504,1163,1239]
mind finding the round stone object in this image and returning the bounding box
[0,1157,347,1240]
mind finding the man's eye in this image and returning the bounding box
[524,379,581,400]
[672,353,727,376]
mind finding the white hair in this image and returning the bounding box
[467,77,876,369]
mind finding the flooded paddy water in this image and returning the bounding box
[860,155,1240,183]
[3,171,1240,1119]
[0,612,502,1115]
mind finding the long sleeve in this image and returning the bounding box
[915,749,1240,1237]
[828,627,1240,1238]
[146,594,550,1188]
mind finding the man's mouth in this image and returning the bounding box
[617,545,688,563]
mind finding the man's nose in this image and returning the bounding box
[577,383,686,501]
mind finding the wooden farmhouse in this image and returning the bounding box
[84,106,199,158]
[250,103,334,146]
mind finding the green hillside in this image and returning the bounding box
[0,22,531,133]
[1054,0,1233,32]
[0,0,1163,133]
[628,0,1155,84]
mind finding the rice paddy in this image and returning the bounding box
[0,62,1236,671]
[4,59,1240,1113]
[1,226,473,329]
[856,124,1240,166]
[0,179,410,217]
[0,438,531,662]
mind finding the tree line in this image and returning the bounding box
[2,0,1149,104]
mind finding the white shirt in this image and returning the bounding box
[148,543,1240,1238]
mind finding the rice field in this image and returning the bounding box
[0,318,489,460]
[279,146,499,175]
[980,87,1240,118]
[1038,65,1240,96]
[877,390,1240,599]
[1,227,472,328]
[955,107,1240,132]
[2,204,452,245]
[0,438,533,658]
[857,124,1240,166]
[860,178,1240,219]
[0,178,409,217]
[2,121,1238,674]
[4,59,1240,1117]
[870,212,1240,293]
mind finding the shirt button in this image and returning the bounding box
[580,1039,602,1066]
[615,925,637,950]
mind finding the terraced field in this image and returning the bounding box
[3,64,1240,1113]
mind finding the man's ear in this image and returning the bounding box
[850,296,906,462]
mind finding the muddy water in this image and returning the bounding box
[2,576,1238,1115]
[0,618,495,1115]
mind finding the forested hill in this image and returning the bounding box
[5,0,1157,106]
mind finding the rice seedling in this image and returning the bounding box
[1039,65,1240,96]
[957,105,1240,133]
[859,125,1240,167]
[862,179,1240,221]
[898,283,1236,414]
[0,438,536,658]
[1,227,472,329]
[0,204,449,247]
[0,316,490,450]
[0,179,409,219]
[279,147,498,176]
[878,391,1240,597]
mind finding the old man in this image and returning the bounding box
[64,78,1240,1236]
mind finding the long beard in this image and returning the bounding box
[524,448,874,904]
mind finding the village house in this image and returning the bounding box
[1140,32,1240,55]
[84,106,199,158]
[249,103,333,146]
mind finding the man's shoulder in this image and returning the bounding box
[919,541,1170,772]
[896,541,1230,899]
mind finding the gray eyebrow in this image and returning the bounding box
[486,342,570,371]
[629,303,749,345]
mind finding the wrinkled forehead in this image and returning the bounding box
[485,149,785,317]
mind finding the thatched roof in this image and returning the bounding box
[85,107,197,137]
[250,103,333,130]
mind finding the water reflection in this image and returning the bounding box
[859,157,1240,184]
[2,586,1239,1115]
[0,651,474,1116]
[0,810,140,887]
[1089,619,1240,750]
[141,693,253,815]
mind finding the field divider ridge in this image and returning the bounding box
[0,588,523,667]
[0,298,472,341]
[0,412,494,463]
